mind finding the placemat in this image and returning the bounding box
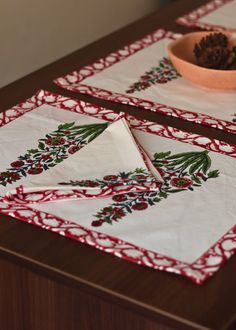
[177,0,236,31]
[54,29,236,134]
[0,90,236,284]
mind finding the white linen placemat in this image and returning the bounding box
[177,0,236,31]
[0,90,236,284]
[54,29,236,134]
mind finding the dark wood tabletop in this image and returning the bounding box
[0,1,235,329]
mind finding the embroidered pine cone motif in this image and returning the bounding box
[194,33,236,70]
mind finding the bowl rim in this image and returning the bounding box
[167,31,236,74]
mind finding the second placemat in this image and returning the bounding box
[55,29,236,134]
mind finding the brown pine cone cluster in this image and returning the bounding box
[194,32,236,70]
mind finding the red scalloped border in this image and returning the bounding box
[0,89,118,128]
[176,0,235,31]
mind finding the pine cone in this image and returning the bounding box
[194,33,229,69]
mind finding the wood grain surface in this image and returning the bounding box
[0,1,235,329]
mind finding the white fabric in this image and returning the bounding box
[81,38,236,123]
[0,104,105,196]
[1,103,235,266]
[33,126,236,263]
[200,1,236,29]
[1,110,162,203]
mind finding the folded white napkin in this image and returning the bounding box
[4,115,163,204]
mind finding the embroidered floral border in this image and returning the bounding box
[176,0,235,31]
[0,90,236,284]
[54,29,236,135]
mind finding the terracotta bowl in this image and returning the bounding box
[167,31,236,90]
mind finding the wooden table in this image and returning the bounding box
[0,1,235,329]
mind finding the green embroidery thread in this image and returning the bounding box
[0,122,108,186]
[126,57,180,93]
[91,150,219,227]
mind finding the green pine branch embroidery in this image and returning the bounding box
[126,57,180,94]
[91,150,220,227]
[0,122,108,186]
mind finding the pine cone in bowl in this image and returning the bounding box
[167,31,236,89]
[194,32,236,70]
